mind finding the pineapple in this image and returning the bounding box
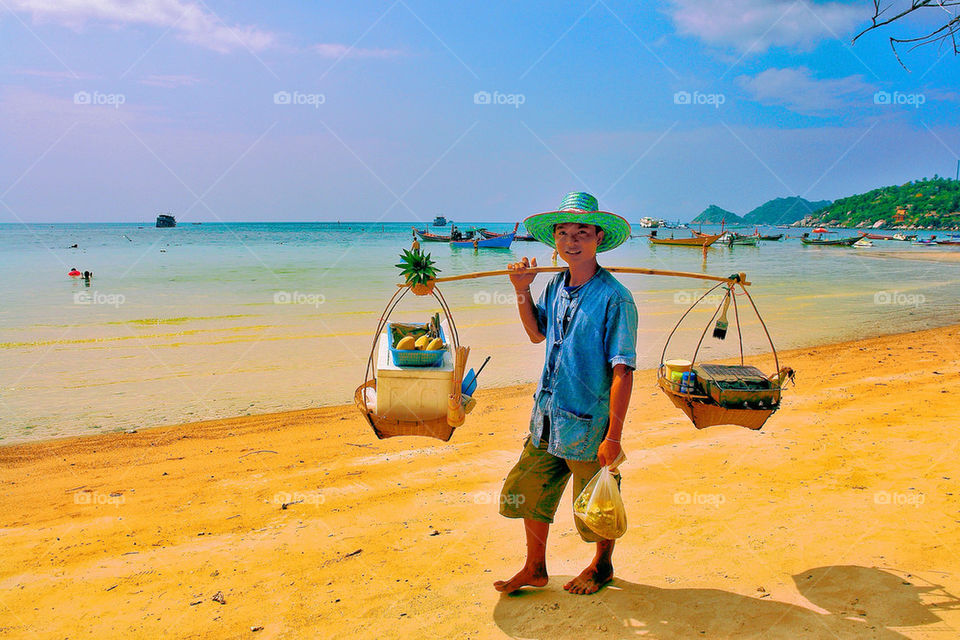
[396,247,440,295]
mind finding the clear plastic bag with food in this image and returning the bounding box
[573,462,627,540]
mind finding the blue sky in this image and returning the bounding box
[1,0,958,223]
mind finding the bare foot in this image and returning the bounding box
[494,562,548,593]
[563,561,613,595]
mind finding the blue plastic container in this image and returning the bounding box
[388,323,446,367]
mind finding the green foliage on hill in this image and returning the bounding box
[811,176,960,229]
[743,197,831,225]
[692,204,741,224]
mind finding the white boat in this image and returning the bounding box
[853,238,873,248]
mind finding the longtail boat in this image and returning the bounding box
[726,233,760,246]
[650,232,723,247]
[479,223,519,239]
[758,233,783,241]
[800,233,859,246]
[451,232,514,248]
[413,226,476,242]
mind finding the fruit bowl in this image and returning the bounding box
[388,322,446,367]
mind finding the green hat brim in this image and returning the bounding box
[523,210,631,252]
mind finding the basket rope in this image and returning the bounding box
[659,277,781,388]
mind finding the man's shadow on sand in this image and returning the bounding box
[494,566,958,639]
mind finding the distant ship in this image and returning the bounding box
[156,214,176,228]
[638,217,661,228]
[432,215,447,226]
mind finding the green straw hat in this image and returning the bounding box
[523,192,631,252]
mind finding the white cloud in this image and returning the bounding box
[139,73,202,88]
[669,0,863,53]
[311,43,403,59]
[8,0,277,53]
[737,66,874,114]
[12,68,98,81]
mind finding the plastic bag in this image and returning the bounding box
[573,464,627,540]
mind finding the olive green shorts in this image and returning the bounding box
[499,436,621,542]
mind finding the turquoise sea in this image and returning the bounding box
[1,221,958,444]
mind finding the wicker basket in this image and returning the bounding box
[355,380,456,441]
[657,376,776,430]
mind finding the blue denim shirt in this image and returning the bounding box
[529,267,638,461]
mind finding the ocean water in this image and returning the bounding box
[1,221,958,444]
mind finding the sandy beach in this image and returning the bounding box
[0,326,957,638]
[858,250,960,264]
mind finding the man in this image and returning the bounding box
[495,192,637,596]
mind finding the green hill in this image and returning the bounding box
[811,177,960,229]
[692,205,741,224]
[743,196,831,225]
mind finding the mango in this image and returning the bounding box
[426,338,444,351]
[396,336,417,350]
[415,335,431,350]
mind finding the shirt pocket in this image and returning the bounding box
[551,404,596,458]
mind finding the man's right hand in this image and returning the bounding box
[508,257,538,291]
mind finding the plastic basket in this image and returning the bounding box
[388,322,446,367]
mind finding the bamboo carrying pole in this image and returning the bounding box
[400,266,750,288]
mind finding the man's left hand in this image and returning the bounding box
[597,438,622,467]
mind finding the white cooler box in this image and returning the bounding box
[375,324,454,422]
